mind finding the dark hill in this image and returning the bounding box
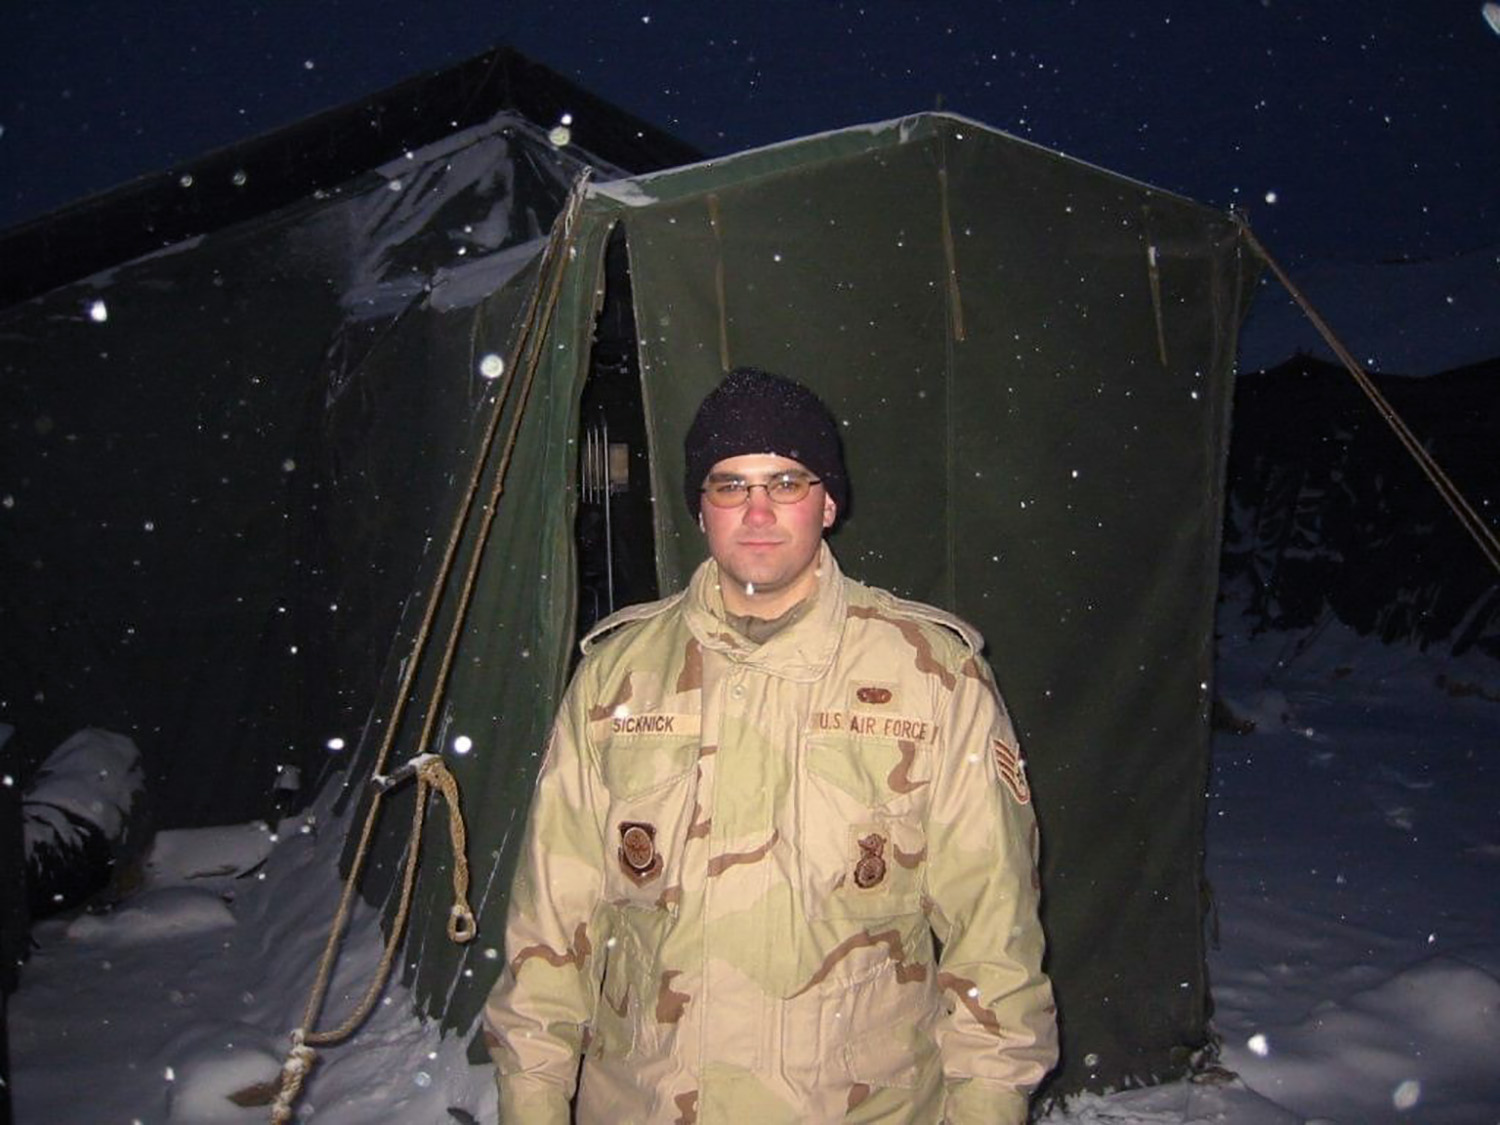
[1222,355,1500,657]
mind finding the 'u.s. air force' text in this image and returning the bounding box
[812,710,934,743]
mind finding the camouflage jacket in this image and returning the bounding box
[485,546,1057,1123]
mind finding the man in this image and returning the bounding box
[485,368,1057,1123]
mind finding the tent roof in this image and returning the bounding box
[590,111,1217,219]
[0,45,701,310]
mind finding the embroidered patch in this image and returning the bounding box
[619,821,662,884]
[992,738,1031,804]
[809,710,935,743]
[853,832,888,889]
[606,712,702,737]
[850,682,898,711]
[589,710,703,747]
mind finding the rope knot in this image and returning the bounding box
[448,902,477,943]
[268,1030,320,1124]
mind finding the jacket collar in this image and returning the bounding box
[683,542,847,681]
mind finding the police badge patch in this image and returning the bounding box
[853,832,888,889]
[618,821,663,884]
[991,738,1031,804]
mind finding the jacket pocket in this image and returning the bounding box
[590,928,637,1061]
[837,958,940,1091]
[596,734,700,914]
[801,734,928,921]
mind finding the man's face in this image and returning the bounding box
[700,453,836,616]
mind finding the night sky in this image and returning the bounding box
[3,1,1498,269]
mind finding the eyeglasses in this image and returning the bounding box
[700,470,823,508]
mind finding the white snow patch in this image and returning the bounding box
[64,885,237,944]
[166,1043,281,1122]
[13,772,500,1124]
[145,823,276,883]
[587,177,663,207]
[1224,957,1500,1124]
[1217,687,1294,733]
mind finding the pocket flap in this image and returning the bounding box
[807,733,931,808]
[595,731,700,799]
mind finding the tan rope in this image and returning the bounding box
[405,172,591,774]
[310,758,467,1045]
[269,757,472,1123]
[425,755,477,943]
[1238,221,1500,575]
[266,174,593,1123]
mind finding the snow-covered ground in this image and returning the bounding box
[1043,609,1500,1125]
[9,597,1499,1124]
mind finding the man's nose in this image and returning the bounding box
[742,489,777,525]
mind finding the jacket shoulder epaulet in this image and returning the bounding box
[870,587,985,655]
[579,591,687,656]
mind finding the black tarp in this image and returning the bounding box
[0,50,694,830]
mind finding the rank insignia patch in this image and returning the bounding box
[992,738,1031,804]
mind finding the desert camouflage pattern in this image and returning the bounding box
[485,545,1057,1123]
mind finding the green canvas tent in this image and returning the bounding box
[2,74,1262,1099]
[379,112,1263,1100]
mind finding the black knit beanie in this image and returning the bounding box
[683,367,848,518]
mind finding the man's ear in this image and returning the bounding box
[823,494,837,529]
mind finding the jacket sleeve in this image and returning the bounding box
[924,660,1058,1125]
[483,670,608,1123]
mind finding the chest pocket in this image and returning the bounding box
[801,733,930,921]
[595,733,700,914]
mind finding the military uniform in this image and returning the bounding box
[485,545,1056,1123]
